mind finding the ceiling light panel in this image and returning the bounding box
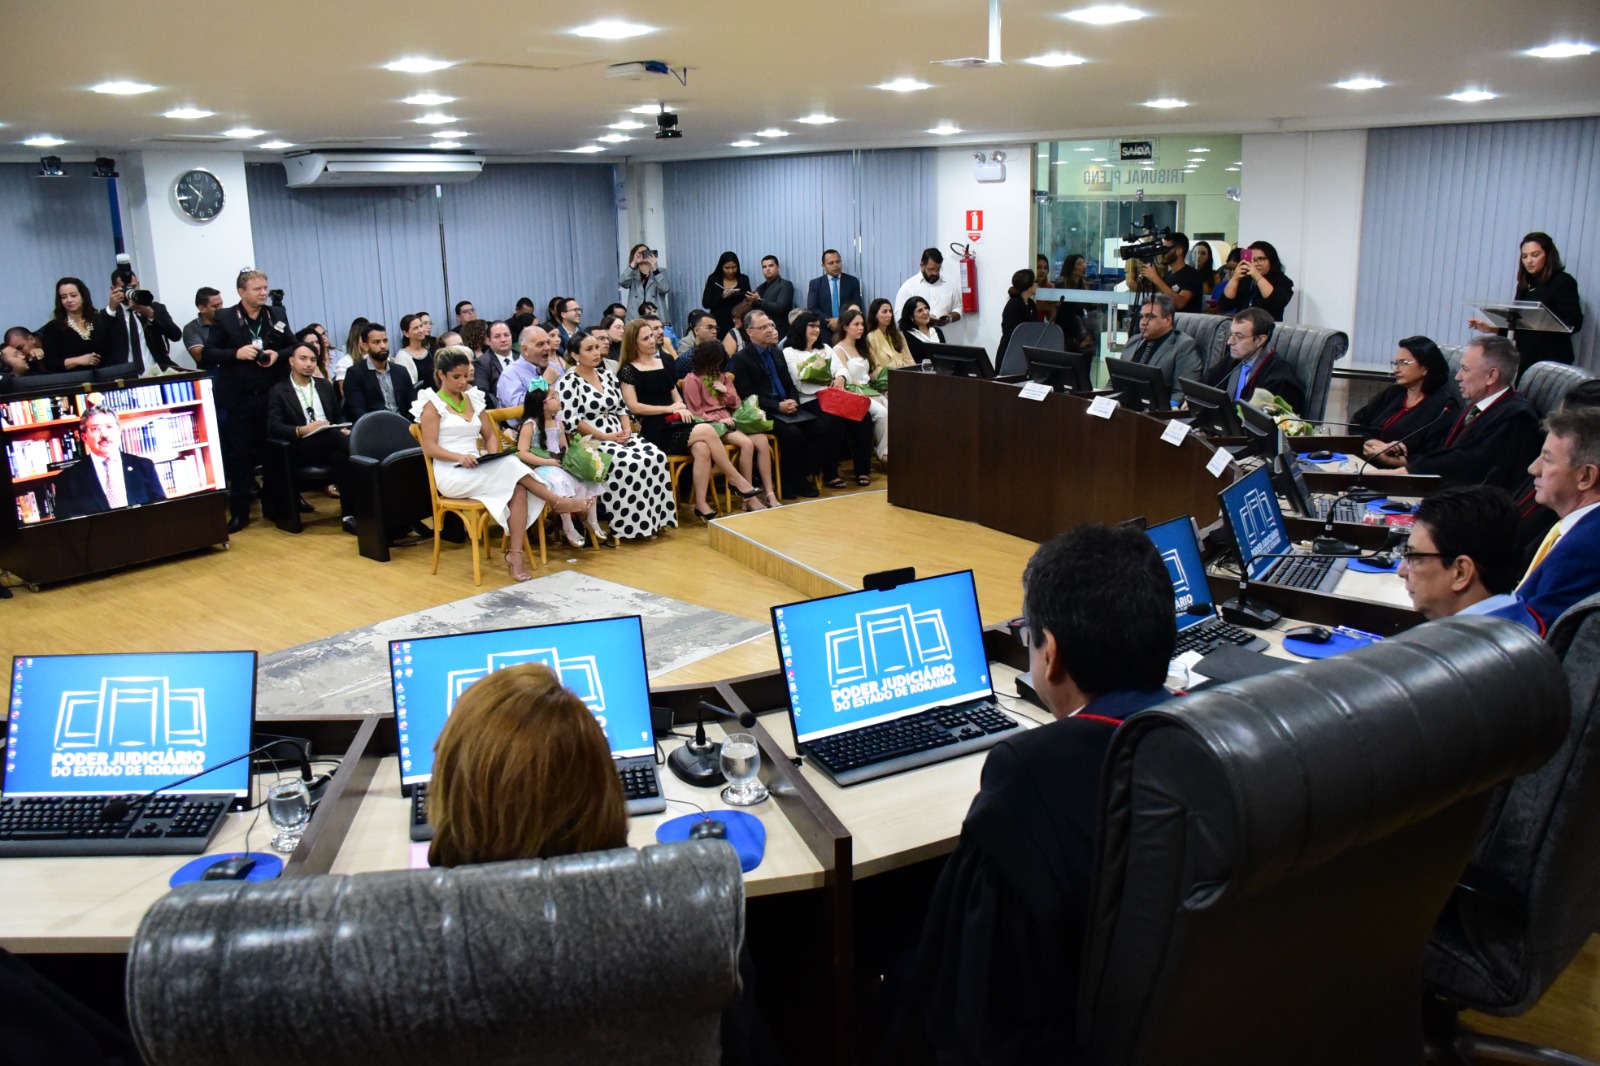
[385,57,455,73]
[1063,5,1145,25]
[163,107,214,120]
[877,78,931,92]
[570,20,655,39]
[91,80,156,95]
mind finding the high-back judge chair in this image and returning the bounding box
[1078,617,1568,1066]
[126,841,745,1066]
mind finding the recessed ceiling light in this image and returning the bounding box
[1448,89,1498,103]
[1233,160,1243,165]
[1142,98,1188,108]
[877,78,931,92]
[565,145,607,154]
[1188,147,1210,152]
[1524,42,1595,59]
[163,107,214,120]
[1024,52,1087,67]
[796,113,839,125]
[755,128,789,138]
[928,124,962,135]
[385,57,454,73]
[608,119,647,130]
[1224,166,1240,172]
[431,141,463,150]
[91,80,157,95]
[1187,157,1205,163]
[1074,146,1094,152]
[413,113,456,124]
[730,140,759,148]
[570,19,655,39]
[221,127,264,138]
[1091,156,1108,162]
[432,130,466,137]
[258,141,294,150]
[630,103,665,115]
[1063,5,1145,25]
[403,93,455,106]
[1334,77,1386,91]
[598,133,632,143]
[23,135,66,147]
[1051,160,1071,166]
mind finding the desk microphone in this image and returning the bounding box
[666,701,757,788]
[1220,549,1398,629]
[99,739,311,823]
[1324,407,1453,504]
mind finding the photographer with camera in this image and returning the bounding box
[619,243,670,322]
[1136,231,1205,314]
[105,260,182,375]
[1217,240,1295,321]
[200,268,296,533]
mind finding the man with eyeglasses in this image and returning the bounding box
[731,310,826,498]
[1136,231,1204,313]
[1126,294,1202,407]
[1205,307,1306,414]
[267,341,354,531]
[1394,335,1540,491]
[1397,486,1542,633]
[53,405,167,520]
[549,297,582,350]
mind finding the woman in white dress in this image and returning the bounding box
[515,378,606,549]
[413,346,587,581]
[833,309,889,464]
[555,331,676,541]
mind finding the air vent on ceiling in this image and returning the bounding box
[282,151,483,188]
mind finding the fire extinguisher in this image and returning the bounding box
[951,242,978,315]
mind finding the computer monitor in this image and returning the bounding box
[388,616,655,789]
[1022,345,1092,392]
[1144,516,1218,632]
[4,651,258,804]
[1218,466,1291,580]
[1179,376,1244,436]
[1272,431,1315,517]
[922,342,996,379]
[1235,399,1280,460]
[1106,357,1169,413]
[771,571,994,747]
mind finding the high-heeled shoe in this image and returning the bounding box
[694,506,718,524]
[736,486,767,511]
[504,549,533,582]
[586,514,610,547]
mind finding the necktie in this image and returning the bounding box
[830,277,839,318]
[1234,363,1252,400]
[760,348,788,401]
[1520,524,1563,587]
[100,457,125,508]
[1461,406,1482,431]
[127,309,142,370]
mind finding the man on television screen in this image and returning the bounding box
[53,405,167,519]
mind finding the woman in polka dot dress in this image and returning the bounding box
[555,330,676,540]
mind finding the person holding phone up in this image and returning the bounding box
[1217,240,1295,321]
[619,243,670,323]
[703,251,758,340]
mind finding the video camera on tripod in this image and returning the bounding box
[1116,214,1172,262]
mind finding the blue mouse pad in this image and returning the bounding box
[169,851,283,888]
[1349,556,1399,573]
[656,810,766,872]
[1283,628,1382,659]
[1297,452,1349,464]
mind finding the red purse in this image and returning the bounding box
[817,387,870,422]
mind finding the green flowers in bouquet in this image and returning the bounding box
[732,395,773,434]
[561,433,614,483]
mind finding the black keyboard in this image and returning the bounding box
[1261,554,1338,591]
[1312,497,1366,523]
[802,699,1020,787]
[409,754,666,840]
[1174,617,1269,657]
[0,793,230,857]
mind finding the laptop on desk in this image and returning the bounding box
[1145,516,1269,658]
[1,651,257,857]
[771,570,1020,787]
[390,616,665,842]
[1219,466,1347,594]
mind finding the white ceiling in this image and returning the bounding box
[1,0,1596,166]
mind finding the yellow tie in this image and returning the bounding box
[1520,524,1563,587]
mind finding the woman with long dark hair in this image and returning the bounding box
[865,298,913,372]
[38,277,118,373]
[998,268,1039,362]
[1355,336,1459,468]
[701,251,756,339]
[1217,240,1295,321]
[1190,241,1219,291]
[899,296,945,363]
[1468,231,1584,376]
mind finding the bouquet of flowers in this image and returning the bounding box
[732,395,773,434]
[561,433,614,483]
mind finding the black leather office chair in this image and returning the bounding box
[997,321,1064,376]
[1174,311,1229,375]
[342,410,430,561]
[0,369,94,394]
[1519,361,1595,419]
[1266,323,1347,420]
[126,841,745,1066]
[1078,617,1569,1066]
[1423,592,1600,1066]
[259,437,338,534]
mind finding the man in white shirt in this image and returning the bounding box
[53,407,168,519]
[894,247,962,334]
[1397,336,1541,490]
[474,320,517,396]
[1516,406,1600,626]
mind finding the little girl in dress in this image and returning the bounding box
[515,378,606,548]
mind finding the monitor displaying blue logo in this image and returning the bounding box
[1145,516,1215,631]
[1219,465,1290,579]
[772,571,992,744]
[390,616,654,787]
[4,651,258,798]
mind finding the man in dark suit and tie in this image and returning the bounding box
[804,249,863,346]
[1205,307,1307,414]
[53,406,167,519]
[731,311,826,499]
[1395,336,1541,491]
[104,267,183,375]
[1128,295,1203,407]
[755,255,795,333]
[473,320,517,397]
[1514,406,1600,627]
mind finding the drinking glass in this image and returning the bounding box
[719,733,768,806]
[266,779,311,852]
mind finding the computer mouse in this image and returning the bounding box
[1285,625,1333,645]
[689,819,727,840]
[1378,500,1415,514]
[200,856,257,881]
[1306,450,1335,462]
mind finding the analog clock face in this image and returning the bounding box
[175,169,224,222]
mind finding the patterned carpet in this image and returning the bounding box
[255,571,770,718]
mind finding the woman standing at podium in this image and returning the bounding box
[1468,232,1583,377]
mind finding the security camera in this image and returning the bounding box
[655,111,683,140]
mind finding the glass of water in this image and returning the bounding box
[266,779,311,852]
[719,733,768,806]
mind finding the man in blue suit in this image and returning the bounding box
[1516,407,1600,628]
[804,249,862,345]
